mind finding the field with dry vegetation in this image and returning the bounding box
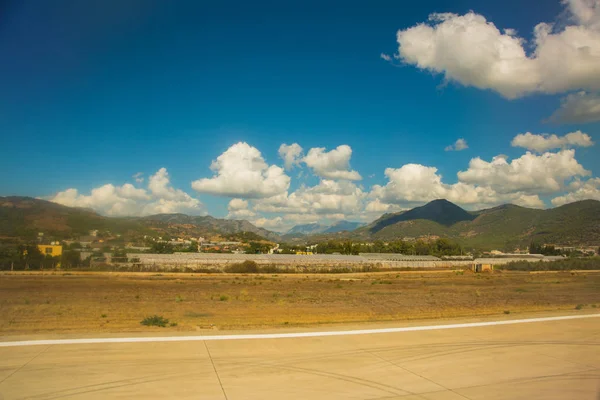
[1,270,599,335]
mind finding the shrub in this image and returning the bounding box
[504,310,511,315]
[101,314,107,318]
[141,315,170,327]
[224,260,259,273]
[219,295,229,301]
[575,304,585,310]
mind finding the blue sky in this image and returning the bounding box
[1,0,599,231]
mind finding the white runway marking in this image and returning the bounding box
[1,313,598,348]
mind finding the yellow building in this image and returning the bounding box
[38,244,63,257]
[295,251,314,255]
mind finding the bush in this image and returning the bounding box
[219,295,229,301]
[503,310,511,315]
[140,315,170,327]
[575,304,585,310]
[501,257,600,271]
[224,260,259,273]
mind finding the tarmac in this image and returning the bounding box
[0,312,599,399]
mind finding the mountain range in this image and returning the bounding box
[0,197,279,242]
[1,196,599,250]
[350,199,600,250]
[286,221,366,236]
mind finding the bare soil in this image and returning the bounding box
[1,270,599,334]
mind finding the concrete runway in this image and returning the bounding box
[1,313,599,399]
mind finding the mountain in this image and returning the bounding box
[369,199,474,233]
[286,220,365,236]
[352,199,600,250]
[142,213,279,241]
[323,220,366,233]
[286,223,327,236]
[0,197,279,242]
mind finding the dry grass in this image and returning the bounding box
[1,270,599,334]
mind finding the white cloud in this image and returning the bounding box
[302,145,362,180]
[252,216,284,230]
[551,177,600,205]
[254,179,367,216]
[369,154,581,210]
[191,142,291,199]
[278,143,304,170]
[132,172,144,184]
[226,198,256,219]
[457,150,590,194]
[511,131,594,152]
[380,53,392,61]
[549,91,600,123]
[365,198,403,213]
[391,0,600,98]
[445,138,469,151]
[50,168,204,217]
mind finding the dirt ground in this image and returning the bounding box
[1,270,599,334]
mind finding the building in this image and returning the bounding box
[472,263,493,272]
[38,244,63,257]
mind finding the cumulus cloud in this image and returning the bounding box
[457,150,590,194]
[191,142,291,198]
[390,0,600,98]
[511,131,594,152]
[226,198,256,219]
[369,154,585,210]
[445,138,469,151]
[252,216,284,230]
[380,53,392,61]
[278,143,304,170]
[132,172,144,184]
[548,91,600,123]
[254,180,367,216]
[50,168,204,217]
[302,145,362,181]
[551,177,600,205]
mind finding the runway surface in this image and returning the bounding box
[1,313,599,399]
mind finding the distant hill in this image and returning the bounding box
[323,220,366,233]
[369,199,474,233]
[286,220,365,236]
[141,213,279,241]
[0,197,279,242]
[286,223,327,236]
[351,199,600,250]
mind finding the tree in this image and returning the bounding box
[150,242,174,254]
[529,241,543,254]
[111,248,128,263]
[18,244,44,270]
[61,250,82,269]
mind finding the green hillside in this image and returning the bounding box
[0,197,278,242]
[351,199,600,250]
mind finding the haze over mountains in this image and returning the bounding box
[286,221,366,236]
[1,196,599,250]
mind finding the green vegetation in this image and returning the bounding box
[500,257,600,271]
[350,199,600,251]
[314,237,464,256]
[224,260,259,273]
[150,241,175,254]
[140,315,170,327]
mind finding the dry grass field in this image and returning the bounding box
[1,270,599,335]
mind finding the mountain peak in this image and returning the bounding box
[369,199,474,233]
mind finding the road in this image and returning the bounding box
[0,313,599,399]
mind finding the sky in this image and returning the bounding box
[1,0,599,232]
